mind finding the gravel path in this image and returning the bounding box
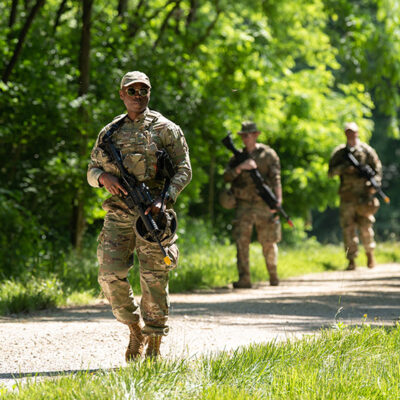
[1,262,400,390]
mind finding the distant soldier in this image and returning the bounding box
[328,122,382,270]
[223,121,282,288]
[87,71,191,360]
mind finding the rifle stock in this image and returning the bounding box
[222,132,294,228]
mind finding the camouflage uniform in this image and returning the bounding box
[224,143,282,286]
[328,141,382,265]
[88,108,191,337]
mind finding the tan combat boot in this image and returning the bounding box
[269,272,279,286]
[366,252,375,269]
[146,335,162,358]
[233,279,252,289]
[125,323,145,362]
[233,274,252,289]
[346,259,356,271]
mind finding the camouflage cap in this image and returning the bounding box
[344,121,358,132]
[120,71,151,89]
[238,121,260,135]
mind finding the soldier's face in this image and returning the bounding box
[120,82,150,115]
[345,129,358,143]
[240,132,259,147]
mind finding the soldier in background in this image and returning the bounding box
[223,121,282,288]
[328,122,382,270]
[87,71,191,360]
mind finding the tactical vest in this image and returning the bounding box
[103,111,163,184]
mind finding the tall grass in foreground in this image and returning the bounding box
[3,324,400,399]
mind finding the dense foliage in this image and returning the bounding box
[0,0,399,279]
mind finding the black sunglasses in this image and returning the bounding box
[126,87,149,97]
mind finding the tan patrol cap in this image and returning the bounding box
[344,122,358,132]
[120,71,151,89]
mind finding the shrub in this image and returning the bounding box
[0,276,64,314]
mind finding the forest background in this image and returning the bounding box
[1,0,399,308]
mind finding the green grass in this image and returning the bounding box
[170,239,400,291]
[0,240,399,315]
[0,276,63,315]
[3,324,400,399]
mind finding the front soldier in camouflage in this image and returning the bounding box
[328,122,383,271]
[224,121,282,288]
[88,71,191,360]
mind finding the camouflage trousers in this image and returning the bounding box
[97,207,179,336]
[339,201,376,260]
[232,201,281,281]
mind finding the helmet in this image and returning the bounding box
[219,188,237,209]
[134,209,177,245]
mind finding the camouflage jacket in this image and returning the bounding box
[328,141,382,201]
[223,143,281,203]
[87,108,192,205]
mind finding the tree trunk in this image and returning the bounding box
[208,151,216,224]
[118,0,128,17]
[70,0,93,250]
[2,0,45,83]
[53,0,68,33]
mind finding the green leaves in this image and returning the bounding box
[0,0,397,261]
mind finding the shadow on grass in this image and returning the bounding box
[321,262,338,271]
[0,368,109,382]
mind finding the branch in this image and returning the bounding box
[185,0,198,28]
[118,0,128,17]
[53,0,68,34]
[2,0,46,83]
[9,0,19,27]
[127,0,147,38]
[188,7,221,53]
[127,0,177,39]
[152,1,181,50]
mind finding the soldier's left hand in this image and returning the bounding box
[269,211,280,221]
[145,197,166,215]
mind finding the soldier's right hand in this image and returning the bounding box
[99,173,128,196]
[235,158,257,174]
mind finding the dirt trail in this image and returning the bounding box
[1,263,400,389]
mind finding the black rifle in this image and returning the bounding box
[156,149,176,206]
[100,117,172,265]
[345,149,390,204]
[222,132,294,228]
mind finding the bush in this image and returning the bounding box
[0,190,45,278]
[0,276,64,314]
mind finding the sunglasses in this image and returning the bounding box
[126,87,149,97]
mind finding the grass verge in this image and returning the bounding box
[0,240,399,315]
[2,324,400,399]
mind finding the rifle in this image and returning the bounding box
[345,149,390,204]
[156,149,176,206]
[222,132,294,228]
[100,117,172,265]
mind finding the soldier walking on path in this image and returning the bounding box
[223,121,282,288]
[328,122,383,271]
[87,71,191,360]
